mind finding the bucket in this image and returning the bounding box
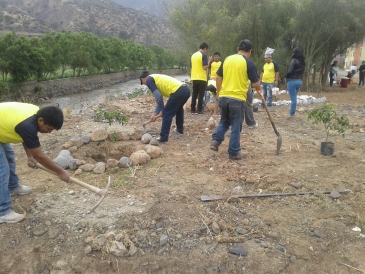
[340,78,349,88]
[253,104,258,112]
[320,142,334,156]
[272,87,279,95]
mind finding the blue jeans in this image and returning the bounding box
[287,79,302,116]
[160,85,190,141]
[212,97,245,157]
[0,143,20,216]
[262,82,274,106]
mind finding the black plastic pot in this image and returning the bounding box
[320,142,334,156]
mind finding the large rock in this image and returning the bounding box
[79,163,96,172]
[53,150,75,169]
[93,162,106,173]
[107,159,119,169]
[141,133,153,144]
[90,129,108,142]
[69,137,84,148]
[144,145,161,159]
[110,241,128,257]
[130,150,151,166]
[119,157,132,168]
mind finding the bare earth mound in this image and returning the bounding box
[1,87,365,274]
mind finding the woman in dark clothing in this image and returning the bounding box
[285,48,305,117]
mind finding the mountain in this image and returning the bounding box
[0,0,174,47]
[111,0,182,18]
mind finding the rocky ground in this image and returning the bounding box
[1,84,365,274]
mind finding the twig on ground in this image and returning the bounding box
[339,262,365,273]
[154,165,162,175]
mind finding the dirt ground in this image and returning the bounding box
[1,84,365,274]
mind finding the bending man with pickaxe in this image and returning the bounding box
[139,71,190,143]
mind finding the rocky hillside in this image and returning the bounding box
[112,0,182,18]
[0,0,174,47]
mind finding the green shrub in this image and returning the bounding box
[307,103,350,142]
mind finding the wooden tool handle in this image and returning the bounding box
[35,163,102,195]
[143,114,162,126]
[262,99,280,137]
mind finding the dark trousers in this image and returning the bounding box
[191,80,207,112]
[160,86,190,141]
[359,73,364,86]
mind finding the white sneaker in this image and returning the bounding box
[10,184,32,196]
[0,210,25,223]
[174,128,183,134]
[248,123,258,129]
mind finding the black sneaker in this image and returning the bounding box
[156,137,168,143]
[197,110,205,114]
[191,110,197,114]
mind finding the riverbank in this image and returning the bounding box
[1,68,186,102]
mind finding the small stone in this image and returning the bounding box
[267,232,281,240]
[329,190,341,199]
[261,242,268,248]
[68,190,75,195]
[160,235,168,247]
[313,229,324,238]
[81,136,91,144]
[321,246,328,251]
[33,227,48,236]
[149,138,159,146]
[289,182,301,189]
[278,245,286,253]
[85,246,92,254]
[229,246,248,256]
[236,228,248,235]
[212,221,221,234]
[290,256,296,263]
[74,169,82,175]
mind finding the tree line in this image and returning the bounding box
[168,0,365,88]
[0,31,182,84]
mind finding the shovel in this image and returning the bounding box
[261,99,282,155]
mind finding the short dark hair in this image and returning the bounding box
[36,106,64,130]
[200,42,209,50]
[213,52,220,56]
[237,39,253,52]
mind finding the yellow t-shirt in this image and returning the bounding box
[210,61,222,79]
[0,102,39,143]
[262,62,277,83]
[191,51,207,81]
[219,54,250,101]
[150,74,183,97]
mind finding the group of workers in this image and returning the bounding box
[0,39,306,224]
[139,40,306,158]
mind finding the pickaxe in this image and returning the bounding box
[140,114,162,130]
[201,189,351,202]
[35,163,110,213]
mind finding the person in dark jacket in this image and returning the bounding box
[285,48,305,117]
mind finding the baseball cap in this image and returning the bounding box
[238,39,253,51]
[139,70,149,85]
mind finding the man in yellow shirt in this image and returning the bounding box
[210,40,264,160]
[190,42,210,114]
[208,52,222,80]
[139,71,190,143]
[0,103,70,223]
[260,47,279,107]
